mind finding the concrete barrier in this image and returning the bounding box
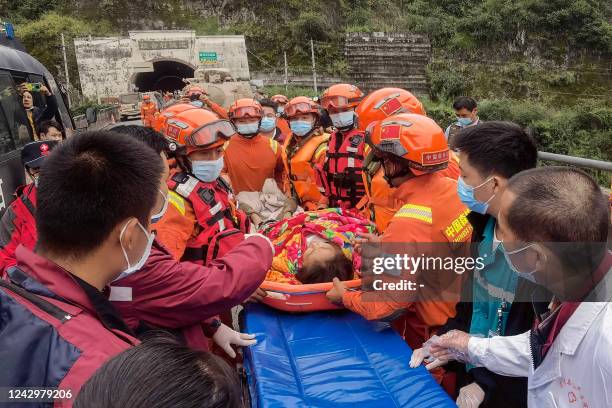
[73,107,120,132]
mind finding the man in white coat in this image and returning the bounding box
[425,166,612,408]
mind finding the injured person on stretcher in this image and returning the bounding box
[259,208,376,285]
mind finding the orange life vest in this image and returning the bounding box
[283,132,329,209]
[167,172,247,264]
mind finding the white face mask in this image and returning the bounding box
[151,188,168,224]
[114,220,154,281]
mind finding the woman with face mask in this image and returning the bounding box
[152,108,250,265]
[282,96,330,211]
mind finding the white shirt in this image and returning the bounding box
[467,267,612,408]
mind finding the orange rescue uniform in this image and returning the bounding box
[283,131,329,211]
[140,102,159,127]
[223,134,286,194]
[343,171,472,348]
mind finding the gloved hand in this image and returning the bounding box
[429,330,472,364]
[408,347,447,370]
[212,323,257,359]
[456,383,485,408]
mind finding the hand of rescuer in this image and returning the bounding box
[352,231,381,255]
[429,329,472,364]
[408,347,449,371]
[212,323,257,358]
[326,277,347,304]
[456,383,485,408]
[245,287,268,303]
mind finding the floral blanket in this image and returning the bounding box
[259,208,376,284]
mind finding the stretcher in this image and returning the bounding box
[259,279,362,312]
[242,304,455,408]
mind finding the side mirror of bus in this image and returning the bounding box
[86,107,97,125]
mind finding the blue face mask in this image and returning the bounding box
[192,157,224,183]
[457,117,473,126]
[290,120,313,137]
[457,176,495,214]
[260,117,276,132]
[330,110,355,128]
[235,122,259,137]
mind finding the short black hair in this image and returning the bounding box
[74,336,241,408]
[38,119,63,135]
[36,131,163,257]
[506,167,609,244]
[297,244,354,284]
[452,96,477,111]
[259,98,278,110]
[111,125,168,155]
[452,121,538,178]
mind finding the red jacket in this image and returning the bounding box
[111,237,272,350]
[1,246,138,407]
[0,183,38,275]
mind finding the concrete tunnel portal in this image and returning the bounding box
[133,60,195,93]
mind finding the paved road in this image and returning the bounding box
[102,119,143,130]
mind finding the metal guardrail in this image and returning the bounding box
[73,107,120,132]
[538,151,612,172]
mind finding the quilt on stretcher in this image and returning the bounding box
[242,304,455,408]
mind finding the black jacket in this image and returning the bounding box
[438,212,551,407]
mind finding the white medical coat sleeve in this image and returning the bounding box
[467,330,532,377]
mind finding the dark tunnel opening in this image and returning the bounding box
[133,60,195,93]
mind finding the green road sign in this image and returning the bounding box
[199,51,218,63]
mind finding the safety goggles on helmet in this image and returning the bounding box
[284,101,317,117]
[321,95,361,110]
[186,119,236,148]
[230,105,262,119]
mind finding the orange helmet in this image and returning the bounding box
[284,96,320,119]
[164,109,235,154]
[320,84,363,111]
[356,88,426,131]
[143,94,151,101]
[184,86,205,97]
[271,94,288,105]
[228,98,263,120]
[154,103,199,134]
[366,113,449,175]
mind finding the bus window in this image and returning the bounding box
[0,72,32,153]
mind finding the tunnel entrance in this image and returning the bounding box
[133,60,195,93]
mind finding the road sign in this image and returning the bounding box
[199,51,218,64]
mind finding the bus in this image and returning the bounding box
[0,23,75,214]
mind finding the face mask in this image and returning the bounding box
[115,220,155,281]
[492,225,501,251]
[330,111,355,128]
[260,117,276,132]
[192,157,224,183]
[457,176,495,214]
[151,188,169,224]
[32,174,39,188]
[501,242,538,283]
[457,117,473,126]
[235,122,259,136]
[290,120,313,137]
[277,106,284,114]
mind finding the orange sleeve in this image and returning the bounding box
[153,196,196,261]
[342,290,411,320]
[274,145,287,193]
[206,100,228,119]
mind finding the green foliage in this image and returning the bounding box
[263,85,319,99]
[70,100,112,116]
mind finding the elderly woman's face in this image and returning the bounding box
[302,240,338,270]
[23,91,33,109]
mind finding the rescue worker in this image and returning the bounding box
[223,98,286,193]
[182,85,228,119]
[427,167,612,408]
[259,98,286,143]
[271,94,291,136]
[327,113,473,351]
[0,131,162,401]
[140,94,159,128]
[110,125,272,354]
[445,96,480,145]
[316,84,367,209]
[0,140,58,273]
[152,102,200,134]
[162,90,175,107]
[282,96,329,210]
[154,108,249,264]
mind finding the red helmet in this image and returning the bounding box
[356,88,426,131]
[228,98,263,120]
[321,84,363,111]
[366,113,448,175]
[284,96,320,119]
